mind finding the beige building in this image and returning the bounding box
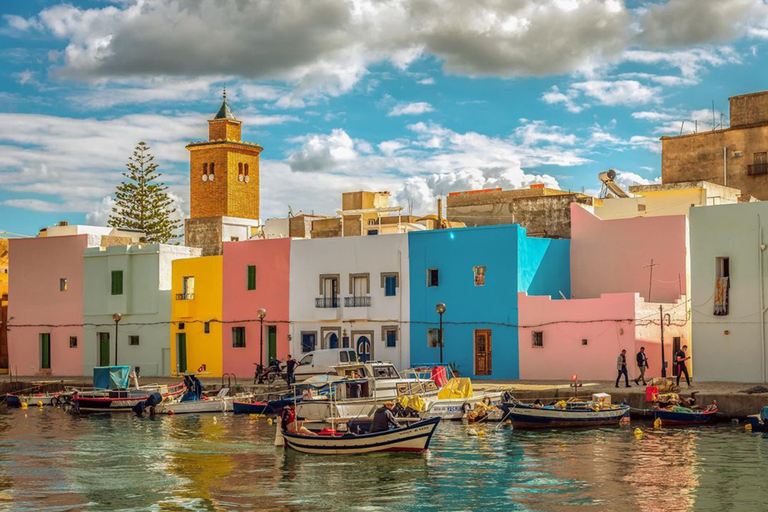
[446,185,596,238]
[662,90,768,200]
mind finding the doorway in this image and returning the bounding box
[267,326,277,363]
[672,336,681,377]
[40,333,51,370]
[474,330,492,376]
[177,333,187,374]
[353,332,373,363]
[98,332,110,367]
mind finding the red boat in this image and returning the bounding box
[73,384,185,413]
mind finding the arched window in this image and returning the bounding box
[210,162,215,179]
[244,163,249,177]
[238,162,243,175]
[203,163,208,175]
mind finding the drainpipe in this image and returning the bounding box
[398,248,403,369]
[760,214,766,382]
[723,147,728,187]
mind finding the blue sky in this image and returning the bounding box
[1,0,768,235]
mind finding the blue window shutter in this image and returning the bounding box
[385,276,396,296]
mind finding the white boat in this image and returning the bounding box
[282,417,441,454]
[400,368,504,420]
[154,388,233,415]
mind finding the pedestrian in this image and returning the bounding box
[285,354,298,385]
[616,349,631,388]
[634,347,649,385]
[370,401,401,433]
[676,345,692,387]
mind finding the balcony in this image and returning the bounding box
[344,296,371,307]
[315,297,340,308]
[176,293,194,301]
[748,163,768,176]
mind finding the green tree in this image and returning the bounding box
[108,141,182,243]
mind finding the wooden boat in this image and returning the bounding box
[154,388,233,415]
[6,392,66,407]
[746,407,768,432]
[74,384,185,413]
[653,408,718,426]
[499,402,630,429]
[233,400,270,414]
[282,417,441,454]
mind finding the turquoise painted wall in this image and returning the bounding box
[409,225,570,379]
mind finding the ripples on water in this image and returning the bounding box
[0,408,766,512]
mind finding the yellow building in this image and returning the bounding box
[171,256,223,376]
[0,238,8,296]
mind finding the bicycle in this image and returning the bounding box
[253,361,285,385]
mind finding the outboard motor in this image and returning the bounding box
[132,392,164,416]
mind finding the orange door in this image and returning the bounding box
[474,330,492,376]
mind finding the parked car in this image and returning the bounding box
[294,349,358,381]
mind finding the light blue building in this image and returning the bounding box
[408,225,570,379]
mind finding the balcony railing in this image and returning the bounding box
[315,297,340,308]
[176,293,194,301]
[748,163,768,176]
[344,296,371,307]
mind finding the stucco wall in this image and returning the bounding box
[8,235,89,376]
[289,234,410,369]
[690,202,768,382]
[223,238,291,378]
[570,204,688,304]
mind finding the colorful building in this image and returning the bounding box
[289,234,411,369]
[690,201,768,382]
[409,225,570,379]
[171,256,223,376]
[82,244,200,376]
[222,238,291,378]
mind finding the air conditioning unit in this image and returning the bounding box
[733,151,743,157]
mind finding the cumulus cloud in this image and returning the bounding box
[286,129,361,172]
[388,102,434,116]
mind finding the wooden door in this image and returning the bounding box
[40,333,51,370]
[98,332,110,367]
[474,330,492,376]
[177,333,187,374]
[268,326,277,363]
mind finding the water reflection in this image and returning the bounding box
[0,409,767,512]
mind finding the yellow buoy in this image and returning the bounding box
[37,401,43,407]
[21,402,28,409]
[745,423,753,431]
[267,418,273,425]
[633,428,643,438]
[249,414,258,418]
[477,430,485,436]
[654,418,662,429]
[505,419,512,425]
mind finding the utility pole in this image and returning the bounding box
[659,306,671,378]
[645,259,658,302]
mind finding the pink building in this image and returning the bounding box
[8,235,90,376]
[570,204,688,303]
[222,238,291,378]
[518,292,687,381]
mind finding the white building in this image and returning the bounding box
[690,201,768,382]
[289,234,410,370]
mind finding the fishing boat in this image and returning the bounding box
[653,407,719,426]
[499,401,630,429]
[282,417,441,454]
[153,384,233,415]
[6,390,67,407]
[746,407,768,432]
[72,366,184,413]
[233,400,270,414]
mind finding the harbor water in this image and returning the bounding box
[1,408,768,511]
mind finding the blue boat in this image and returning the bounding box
[653,408,718,426]
[747,407,768,432]
[232,400,270,415]
[499,402,630,429]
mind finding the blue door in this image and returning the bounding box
[328,333,339,349]
[356,335,371,363]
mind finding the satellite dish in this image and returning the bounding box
[202,174,208,182]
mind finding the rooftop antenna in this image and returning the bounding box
[712,100,716,131]
[720,113,725,130]
[223,84,227,100]
[679,121,685,136]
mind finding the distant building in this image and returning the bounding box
[82,244,200,376]
[0,238,8,370]
[185,92,263,255]
[690,201,768,382]
[446,185,596,238]
[662,90,768,200]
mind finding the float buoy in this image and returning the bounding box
[745,423,753,431]
[654,418,662,429]
[20,402,28,409]
[167,409,175,416]
[267,418,273,425]
[505,419,512,425]
[633,428,643,438]
[37,401,43,407]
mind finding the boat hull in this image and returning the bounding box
[653,409,718,426]
[422,392,503,420]
[233,401,271,415]
[500,404,630,429]
[155,398,232,415]
[283,417,440,455]
[6,394,61,407]
[74,386,184,413]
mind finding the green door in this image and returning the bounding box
[98,333,110,367]
[268,326,277,363]
[177,333,187,374]
[40,334,51,369]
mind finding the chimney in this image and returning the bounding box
[437,197,443,229]
[57,221,69,227]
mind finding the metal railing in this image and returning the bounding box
[344,296,371,307]
[748,163,768,176]
[315,297,340,308]
[175,293,194,301]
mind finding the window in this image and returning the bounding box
[427,328,439,348]
[368,219,377,226]
[129,336,140,346]
[383,326,398,348]
[348,350,358,362]
[238,162,243,176]
[244,163,249,177]
[340,351,349,363]
[384,275,397,296]
[232,327,246,348]
[40,333,51,369]
[178,322,185,330]
[179,276,194,300]
[532,331,544,348]
[473,266,486,286]
[367,230,379,236]
[427,268,439,287]
[59,278,67,292]
[111,270,123,295]
[209,162,215,179]
[204,322,210,334]
[300,354,313,366]
[582,339,588,346]
[749,152,767,176]
[714,256,730,316]
[203,162,208,177]
[230,237,239,242]
[69,336,78,348]
[247,265,256,290]
[301,332,317,353]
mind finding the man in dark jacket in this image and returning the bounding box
[634,347,649,385]
[370,401,401,433]
[285,354,298,385]
[615,349,631,388]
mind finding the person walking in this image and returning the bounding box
[634,347,649,386]
[676,345,692,387]
[616,349,631,388]
[285,354,298,385]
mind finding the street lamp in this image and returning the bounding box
[436,302,446,364]
[659,306,671,378]
[257,308,267,382]
[112,313,122,366]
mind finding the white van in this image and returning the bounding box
[294,349,358,381]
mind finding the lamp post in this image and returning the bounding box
[660,306,671,378]
[436,302,446,364]
[257,308,267,383]
[112,313,122,366]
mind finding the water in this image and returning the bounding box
[0,408,767,512]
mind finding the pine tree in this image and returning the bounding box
[108,141,182,243]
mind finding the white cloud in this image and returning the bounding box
[541,86,584,113]
[286,129,361,172]
[388,102,434,117]
[417,78,435,85]
[571,80,661,107]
